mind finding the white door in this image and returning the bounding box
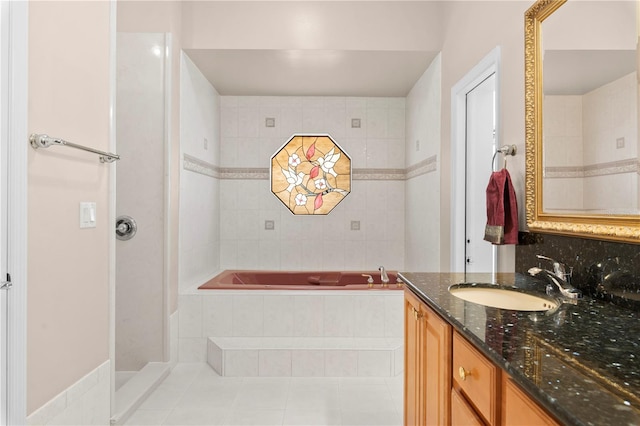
[0,2,27,423]
[464,73,497,273]
[0,2,9,423]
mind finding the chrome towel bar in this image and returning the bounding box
[29,133,120,163]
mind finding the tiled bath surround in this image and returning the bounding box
[179,52,443,290]
[218,96,406,273]
[178,290,404,376]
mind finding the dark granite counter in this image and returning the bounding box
[399,272,640,426]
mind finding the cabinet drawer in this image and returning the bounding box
[452,331,499,425]
[451,387,484,426]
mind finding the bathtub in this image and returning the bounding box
[198,270,403,290]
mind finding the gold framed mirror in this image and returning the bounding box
[525,0,640,243]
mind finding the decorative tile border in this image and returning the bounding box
[183,153,439,181]
[219,167,270,180]
[405,155,438,179]
[183,154,220,178]
[353,168,406,181]
[545,159,639,178]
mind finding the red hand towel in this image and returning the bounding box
[483,168,519,245]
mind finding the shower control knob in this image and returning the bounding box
[115,215,137,241]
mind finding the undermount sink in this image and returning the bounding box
[449,283,559,312]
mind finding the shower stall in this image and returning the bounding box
[112,32,171,422]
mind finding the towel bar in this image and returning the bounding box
[29,133,120,163]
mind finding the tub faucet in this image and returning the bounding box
[379,266,389,285]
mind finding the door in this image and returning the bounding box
[464,73,497,273]
[0,2,9,422]
[451,47,501,273]
[0,2,27,423]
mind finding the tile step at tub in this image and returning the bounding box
[207,336,403,377]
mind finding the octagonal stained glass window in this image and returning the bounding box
[271,134,351,215]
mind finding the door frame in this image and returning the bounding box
[451,47,501,273]
[0,1,28,424]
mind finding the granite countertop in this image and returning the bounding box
[399,272,640,426]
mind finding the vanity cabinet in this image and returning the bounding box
[404,290,451,425]
[452,331,499,425]
[404,290,561,426]
[502,376,560,426]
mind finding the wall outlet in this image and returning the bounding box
[204,137,208,150]
[350,220,360,231]
[616,137,625,149]
[264,220,275,230]
[351,118,361,128]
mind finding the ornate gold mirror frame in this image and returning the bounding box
[525,0,640,243]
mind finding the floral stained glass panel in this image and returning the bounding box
[271,134,351,215]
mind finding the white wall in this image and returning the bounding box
[218,96,405,272]
[404,55,442,271]
[179,53,221,290]
[27,0,111,416]
[439,1,529,272]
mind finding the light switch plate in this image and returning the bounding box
[80,202,96,229]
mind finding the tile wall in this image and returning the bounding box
[177,291,404,365]
[543,72,638,213]
[179,53,221,289]
[404,54,441,271]
[179,53,444,284]
[218,96,406,272]
[26,361,110,426]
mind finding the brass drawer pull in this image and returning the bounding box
[459,366,471,381]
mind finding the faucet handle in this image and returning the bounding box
[361,274,374,288]
[535,254,570,281]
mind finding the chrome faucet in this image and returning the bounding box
[535,254,571,283]
[379,266,389,285]
[528,255,581,299]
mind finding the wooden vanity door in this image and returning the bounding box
[404,290,452,425]
[404,290,425,425]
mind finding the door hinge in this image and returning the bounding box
[1,273,12,290]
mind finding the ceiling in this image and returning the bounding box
[544,50,637,95]
[185,49,439,97]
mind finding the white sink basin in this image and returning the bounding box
[449,283,559,312]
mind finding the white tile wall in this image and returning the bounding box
[219,96,406,272]
[27,361,110,426]
[179,291,404,363]
[544,72,638,212]
[404,55,442,272]
[179,53,221,291]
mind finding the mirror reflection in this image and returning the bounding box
[541,1,639,215]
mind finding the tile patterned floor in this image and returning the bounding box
[125,363,403,426]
